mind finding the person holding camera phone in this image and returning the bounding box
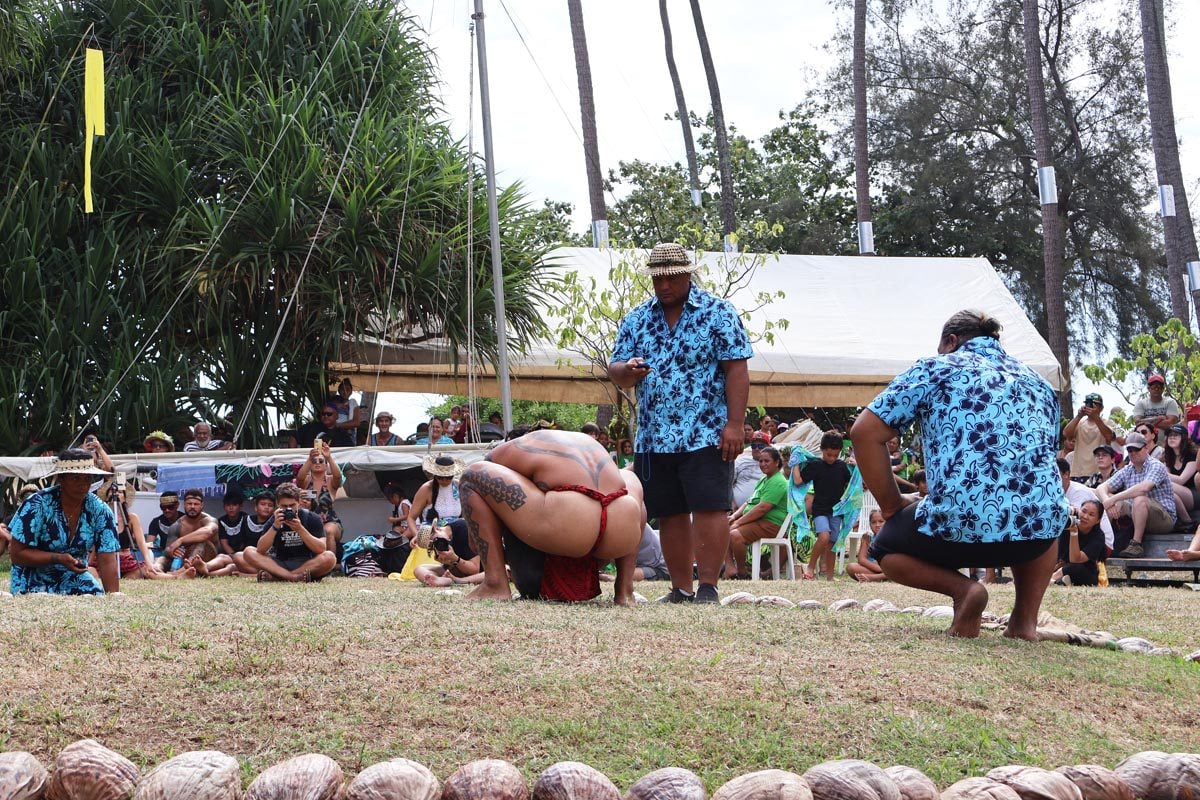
[1062,393,1121,481]
[1051,500,1107,586]
[296,441,345,555]
[241,482,336,582]
[413,519,483,586]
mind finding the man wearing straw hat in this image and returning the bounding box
[7,449,121,595]
[609,243,752,604]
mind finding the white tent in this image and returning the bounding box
[332,247,1064,406]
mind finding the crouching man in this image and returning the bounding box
[461,427,645,604]
[242,482,336,582]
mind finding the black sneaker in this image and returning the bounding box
[657,588,695,604]
[1115,541,1145,558]
[694,583,719,604]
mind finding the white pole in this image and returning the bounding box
[472,0,514,432]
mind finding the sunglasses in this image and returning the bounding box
[1126,446,1143,453]
[160,504,179,510]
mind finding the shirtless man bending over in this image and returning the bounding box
[461,428,645,605]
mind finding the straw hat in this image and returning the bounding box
[144,430,175,450]
[413,523,436,550]
[422,453,462,478]
[643,242,698,277]
[47,451,112,477]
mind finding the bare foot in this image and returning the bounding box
[613,591,636,607]
[182,566,197,579]
[1002,623,1041,642]
[189,555,210,577]
[947,581,988,638]
[466,584,515,601]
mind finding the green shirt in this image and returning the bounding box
[747,471,788,526]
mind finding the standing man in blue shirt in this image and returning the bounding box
[851,310,1068,640]
[609,243,753,604]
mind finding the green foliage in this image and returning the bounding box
[0,0,551,454]
[547,242,787,428]
[425,396,598,434]
[1082,318,1198,410]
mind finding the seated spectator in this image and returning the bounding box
[1063,393,1121,480]
[911,469,929,496]
[1084,445,1119,489]
[454,406,474,444]
[108,481,160,580]
[632,524,670,581]
[1159,424,1198,519]
[80,432,115,497]
[445,405,465,442]
[1131,374,1181,433]
[407,455,463,531]
[296,405,354,448]
[598,430,612,452]
[145,491,181,558]
[759,415,777,439]
[1098,431,1177,558]
[206,494,276,576]
[413,519,483,587]
[478,411,506,442]
[368,411,400,446]
[0,485,40,559]
[1057,434,1075,468]
[1059,457,1113,551]
[154,488,219,577]
[415,417,454,446]
[7,449,120,595]
[794,432,853,581]
[731,432,770,510]
[328,378,363,444]
[613,438,635,469]
[581,422,602,441]
[383,482,412,540]
[846,509,887,582]
[888,436,918,492]
[725,445,788,580]
[1132,423,1164,460]
[1166,524,1200,562]
[241,482,336,582]
[184,421,235,452]
[1051,500,1107,586]
[143,430,175,453]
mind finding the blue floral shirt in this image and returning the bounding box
[8,485,120,595]
[612,285,753,453]
[867,336,1068,544]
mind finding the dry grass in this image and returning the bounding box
[2,574,1199,790]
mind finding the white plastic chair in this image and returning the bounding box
[835,491,878,575]
[751,511,797,580]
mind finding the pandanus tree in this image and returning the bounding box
[659,0,702,218]
[852,0,873,254]
[688,0,736,244]
[567,0,607,245]
[0,0,551,454]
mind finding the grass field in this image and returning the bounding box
[2,574,1199,791]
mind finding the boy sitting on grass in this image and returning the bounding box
[847,509,888,582]
[794,432,853,580]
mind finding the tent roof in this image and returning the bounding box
[332,248,1063,406]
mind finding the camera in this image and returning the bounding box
[282,508,298,521]
[1069,509,1080,527]
[432,537,452,553]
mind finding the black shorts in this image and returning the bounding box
[635,447,734,519]
[868,504,1055,570]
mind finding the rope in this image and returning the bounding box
[71,10,361,447]
[233,15,393,444]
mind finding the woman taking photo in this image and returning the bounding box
[724,445,788,580]
[296,440,344,553]
[1051,500,1107,587]
[406,454,463,534]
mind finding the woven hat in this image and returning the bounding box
[643,242,698,277]
[375,411,395,422]
[47,452,112,477]
[144,430,175,450]
[422,453,462,478]
[413,523,436,550]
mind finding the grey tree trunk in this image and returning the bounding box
[852,0,873,254]
[1021,0,1071,397]
[567,0,607,233]
[1140,0,1199,326]
[688,0,736,241]
[659,0,702,214]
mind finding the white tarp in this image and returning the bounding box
[333,247,1064,406]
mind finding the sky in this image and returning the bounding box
[373,0,1200,437]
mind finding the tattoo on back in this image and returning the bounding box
[460,471,527,510]
[511,435,605,484]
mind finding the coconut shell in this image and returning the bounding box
[47,739,140,800]
[711,769,812,800]
[942,779,1022,800]
[347,759,440,800]
[442,760,528,800]
[721,592,758,606]
[921,607,954,620]
[247,754,344,800]
[862,599,891,612]
[1052,766,1132,800]
[533,762,619,800]
[0,751,48,800]
[797,601,825,611]
[828,599,861,612]
[803,760,901,800]
[755,596,796,608]
[1115,752,1200,800]
[133,750,241,800]
[623,768,707,800]
[884,766,938,800]
[985,766,1081,800]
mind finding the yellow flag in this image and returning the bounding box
[83,48,105,213]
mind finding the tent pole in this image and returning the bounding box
[472,0,514,432]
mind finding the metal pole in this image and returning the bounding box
[472,0,513,432]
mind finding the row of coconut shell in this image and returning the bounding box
[1,739,1197,800]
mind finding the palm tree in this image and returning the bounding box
[658,0,701,215]
[1020,0,1071,396]
[688,0,736,243]
[852,0,873,254]
[567,0,607,245]
[1139,0,1199,325]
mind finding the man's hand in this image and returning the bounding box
[57,553,87,573]
[719,421,742,461]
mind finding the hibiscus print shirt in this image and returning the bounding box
[867,336,1068,543]
[612,285,753,453]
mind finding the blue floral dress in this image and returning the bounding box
[8,486,120,595]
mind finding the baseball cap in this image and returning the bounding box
[1168,424,1188,437]
[1084,393,1103,406]
[750,431,771,444]
[1124,431,1149,450]
[1092,444,1116,457]
[1148,374,1165,385]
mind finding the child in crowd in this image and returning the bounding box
[911,469,928,497]
[846,509,887,582]
[795,431,853,580]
